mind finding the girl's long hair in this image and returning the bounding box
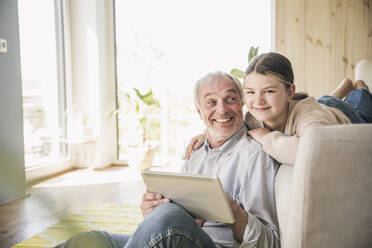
[245,52,308,100]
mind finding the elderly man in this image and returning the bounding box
[57,71,280,248]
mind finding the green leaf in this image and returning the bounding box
[135,101,140,114]
[139,116,146,129]
[133,88,143,99]
[230,68,246,78]
[143,91,161,107]
[109,109,120,118]
[133,88,161,108]
[248,46,259,63]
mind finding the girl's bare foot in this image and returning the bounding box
[354,79,369,91]
[330,78,354,99]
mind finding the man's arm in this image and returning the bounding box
[237,150,281,247]
[238,214,280,248]
[227,193,280,247]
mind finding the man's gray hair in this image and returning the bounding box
[194,71,244,108]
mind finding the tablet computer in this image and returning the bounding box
[141,170,235,223]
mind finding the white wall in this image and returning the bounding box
[0,0,26,203]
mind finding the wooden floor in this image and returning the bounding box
[0,166,146,248]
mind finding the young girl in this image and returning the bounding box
[186,52,372,165]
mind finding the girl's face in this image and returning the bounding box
[243,72,295,130]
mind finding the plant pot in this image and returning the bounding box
[127,143,159,170]
[70,140,97,168]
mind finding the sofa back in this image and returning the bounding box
[276,124,372,248]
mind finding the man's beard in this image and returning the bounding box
[206,126,236,146]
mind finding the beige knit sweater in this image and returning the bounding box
[245,97,351,165]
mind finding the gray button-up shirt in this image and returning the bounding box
[182,124,280,248]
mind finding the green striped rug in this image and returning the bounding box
[13,203,142,248]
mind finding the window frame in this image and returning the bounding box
[24,0,72,182]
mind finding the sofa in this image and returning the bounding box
[274,124,372,248]
[274,58,372,248]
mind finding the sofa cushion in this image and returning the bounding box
[283,124,372,248]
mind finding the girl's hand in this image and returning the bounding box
[247,128,271,144]
[185,133,207,159]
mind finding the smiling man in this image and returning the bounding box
[194,72,244,147]
[177,71,280,247]
[57,71,280,248]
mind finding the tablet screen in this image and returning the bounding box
[141,170,235,223]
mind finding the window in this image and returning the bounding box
[18,0,67,168]
[114,0,272,165]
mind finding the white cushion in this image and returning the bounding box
[355,59,372,90]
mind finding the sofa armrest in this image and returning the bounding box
[275,163,293,243]
[283,124,372,248]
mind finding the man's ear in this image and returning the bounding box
[287,84,296,101]
[196,107,202,120]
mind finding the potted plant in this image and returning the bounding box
[130,88,161,143]
[64,110,97,169]
[230,46,259,112]
[113,87,161,170]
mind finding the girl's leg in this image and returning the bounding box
[330,78,354,99]
[354,79,369,91]
[317,95,365,123]
[344,80,372,123]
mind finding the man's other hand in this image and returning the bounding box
[195,218,206,227]
[225,193,248,242]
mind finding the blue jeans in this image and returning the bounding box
[55,231,130,248]
[56,203,216,248]
[317,89,372,123]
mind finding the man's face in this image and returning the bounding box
[197,76,243,144]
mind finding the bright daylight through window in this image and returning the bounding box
[18,0,67,168]
[114,0,272,167]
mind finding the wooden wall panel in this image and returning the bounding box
[344,0,369,76]
[331,0,348,89]
[304,0,334,94]
[275,0,372,97]
[275,0,305,93]
[369,1,372,57]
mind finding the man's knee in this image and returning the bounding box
[147,203,193,228]
[127,203,208,248]
[151,202,186,216]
